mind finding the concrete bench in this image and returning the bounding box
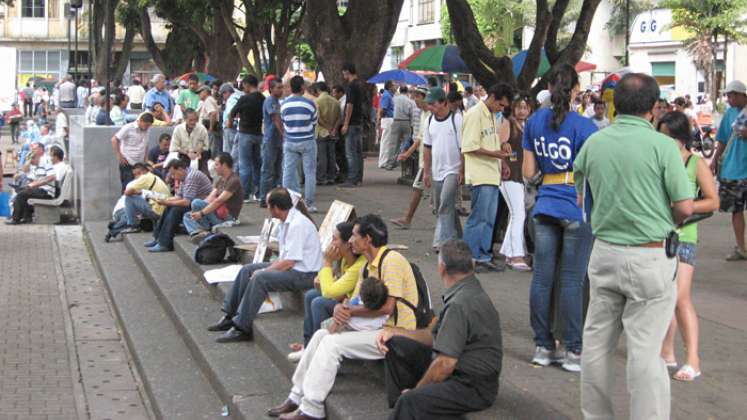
[28,168,76,224]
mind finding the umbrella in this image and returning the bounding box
[575,60,597,73]
[399,45,470,74]
[512,49,598,76]
[178,72,217,84]
[367,69,427,85]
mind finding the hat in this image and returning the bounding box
[536,89,551,105]
[415,86,429,96]
[721,80,747,94]
[178,80,188,88]
[196,85,210,93]
[219,82,234,94]
[425,87,446,104]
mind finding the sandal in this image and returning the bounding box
[672,364,701,381]
[508,261,532,272]
[664,360,678,368]
[390,218,411,230]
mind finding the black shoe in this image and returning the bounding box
[215,326,252,343]
[267,399,299,417]
[207,315,234,332]
[475,260,502,273]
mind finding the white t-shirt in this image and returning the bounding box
[424,111,463,181]
[127,85,146,104]
[55,112,68,137]
[276,207,322,273]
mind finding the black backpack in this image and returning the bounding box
[363,249,434,328]
[193,232,240,265]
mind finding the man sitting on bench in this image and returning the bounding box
[208,187,322,343]
[6,145,67,225]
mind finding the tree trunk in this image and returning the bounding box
[517,0,551,90]
[204,12,241,81]
[218,0,256,76]
[94,0,116,84]
[112,26,136,83]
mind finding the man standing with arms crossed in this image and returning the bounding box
[574,73,693,420]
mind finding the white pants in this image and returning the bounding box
[288,329,384,418]
[377,117,394,167]
[499,180,527,258]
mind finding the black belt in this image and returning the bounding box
[394,118,410,122]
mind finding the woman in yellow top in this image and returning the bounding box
[288,221,365,361]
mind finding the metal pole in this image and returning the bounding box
[74,9,79,79]
[88,0,93,80]
[67,9,72,74]
[105,0,111,116]
[625,0,630,66]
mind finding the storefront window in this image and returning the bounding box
[21,0,46,18]
[16,50,65,88]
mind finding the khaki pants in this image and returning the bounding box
[581,240,677,420]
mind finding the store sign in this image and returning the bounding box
[630,8,689,44]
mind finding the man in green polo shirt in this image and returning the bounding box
[573,73,693,420]
[177,74,201,114]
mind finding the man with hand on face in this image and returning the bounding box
[378,239,502,420]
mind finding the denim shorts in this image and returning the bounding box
[677,242,697,266]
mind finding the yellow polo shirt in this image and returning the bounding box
[354,247,418,330]
[127,172,172,215]
[461,101,501,187]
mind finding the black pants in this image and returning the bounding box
[23,100,33,117]
[9,123,19,143]
[152,206,188,249]
[385,336,494,420]
[119,163,134,192]
[334,134,348,182]
[12,188,52,222]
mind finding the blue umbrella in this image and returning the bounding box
[367,69,427,85]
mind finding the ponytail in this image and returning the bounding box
[548,64,579,131]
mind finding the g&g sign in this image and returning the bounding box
[639,19,657,34]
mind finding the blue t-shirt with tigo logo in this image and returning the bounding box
[522,107,598,222]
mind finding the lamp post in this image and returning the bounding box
[88,0,93,81]
[625,0,630,66]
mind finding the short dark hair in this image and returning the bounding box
[188,74,199,82]
[267,187,293,210]
[332,84,345,95]
[360,277,389,311]
[614,73,660,116]
[399,85,408,94]
[50,145,64,161]
[114,93,127,106]
[384,81,395,91]
[673,96,687,107]
[315,81,330,93]
[214,152,233,168]
[166,158,188,171]
[657,111,692,148]
[242,75,259,88]
[447,90,463,103]
[355,214,388,247]
[158,133,171,143]
[139,112,154,124]
[183,108,197,119]
[487,83,514,102]
[336,221,355,242]
[342,63,357,74]
[132,162,149,172]
[593,99,606,108]
[290,76,305,94]
[132,79,141,86]
[465,86,474,94]
[439,240,475,275]
[427,77,438,87]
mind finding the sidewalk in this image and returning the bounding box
[0,223,152,420]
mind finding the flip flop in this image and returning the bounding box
[390,219,410,230]
[508,261,532,272]
[673,364,701,381]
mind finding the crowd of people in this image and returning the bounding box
[3,59,747,419]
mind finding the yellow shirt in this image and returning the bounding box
[318,254,366,299]
[127,172,172,215]
[314,92,341,138]
[354,247,418,330]
[461,100,501,186]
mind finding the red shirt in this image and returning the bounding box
[373,93,381,110]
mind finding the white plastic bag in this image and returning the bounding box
[258,292,283,314]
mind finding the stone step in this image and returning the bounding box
[83,221,225,420]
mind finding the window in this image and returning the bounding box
[390,47,404,68]
[22,0,45,18]
[417,0,434,24]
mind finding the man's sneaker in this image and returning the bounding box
[307,206,318,213]
[726,246,747,261]
[531,346,554,366]
[551,347,566,365]
[190,230,210,244]
[562,351,582,372]
[120,225,141,235]
[287,349,304,363]
[143,239,157,248]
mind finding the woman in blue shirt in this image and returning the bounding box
[522,64,597,372]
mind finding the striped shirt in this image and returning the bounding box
[179,169,213,202]
[280,95,317,143]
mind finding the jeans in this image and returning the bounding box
[463,185,500,262]
[223,263,316,332]
[385,336,496,419]
[302,289,338,345]
[237,132,262,198]
[152,205,189,249]
[222,128,239,164]
[119,163,134,192]
[209,130,223,158]
[432,174,462,248]
[124,195,160,227]
[316,136,336,183]
[345,125,363,184]
[12,188,52,221]
[260,140,283,201]
[182,199,231,235]
[529,216,593,353]
[282,140,317,206]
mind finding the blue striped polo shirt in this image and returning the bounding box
[280,95,318,143]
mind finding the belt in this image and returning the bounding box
[542,171,574,185]
[394,118,410,122]
[633,241,664,248]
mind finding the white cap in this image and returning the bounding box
[536,89,551,104]
[721,80,747,94]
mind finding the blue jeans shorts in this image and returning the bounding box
[677,242,697,266]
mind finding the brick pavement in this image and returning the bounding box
[0,224,79,420]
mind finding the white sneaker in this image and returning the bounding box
[551,347,566,365]
[562,351,582,372]
[287,349,304,363]
[307,206,318,213]
[531,346,553,366]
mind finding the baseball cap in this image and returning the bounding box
[196,85,210,93]
[425,87,446,104]
[721,80,747,94]
[536,89,551,104]
[178,80,188,88]
[415,86,429,96]
[219,82,234,94]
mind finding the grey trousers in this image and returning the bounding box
[378,119,411,169]
[223,263,317,332]
[432,173,462,248]
[581,240,677,420]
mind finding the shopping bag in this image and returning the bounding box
[257,292,283,314]
[0,192,10,218]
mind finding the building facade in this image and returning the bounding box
[381,0,444,72]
